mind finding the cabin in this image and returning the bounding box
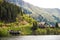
[38,22,56,28]
[58,23,60,27]
[38,22,46,28]
[49,25,55,28]
[9,30,21,35]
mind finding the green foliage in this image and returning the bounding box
[32,21,38,31]
[0,1,20,22]
[55,22,59,28]
[0,0,3,3]
[0,24,32,37]
[46,28,56,35]
[33,21,37,27]
[19,26,32,35]
[33,28,60,35]
[16,14,36,24]
[0,27,10,37]
[35,28,47,35]
[23,15,36,23]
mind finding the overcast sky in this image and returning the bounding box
[23,0,60,8]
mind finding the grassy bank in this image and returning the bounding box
[0,24,32,37]
[35,28,60,35]
[0,25,60,37]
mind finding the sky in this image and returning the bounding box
[23,0,60,9]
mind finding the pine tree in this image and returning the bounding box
[32,21,38,31]
[0,1,20,22]
[55,22,59,28]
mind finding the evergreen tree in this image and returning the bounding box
[0,1,20,22]
[32,21,38,31]
[55,22,59,28]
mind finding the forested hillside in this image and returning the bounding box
[6,0,60,25]
[0,0,35,23]
[0,0,20,22]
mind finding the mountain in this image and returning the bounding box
[5,0,60,25]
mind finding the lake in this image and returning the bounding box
[0,35,60,40]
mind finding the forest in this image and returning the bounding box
[0,0,20,22]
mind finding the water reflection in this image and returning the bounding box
[0,35,60,40]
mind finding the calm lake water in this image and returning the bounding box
[0,35,60,40]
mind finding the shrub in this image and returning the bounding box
[35,28,47,35]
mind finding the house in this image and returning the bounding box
[38,22,56,28]
[49,25,55,28]
[58,23,60,27]
[9,30,21,35]
[38,22,46,28]
[40,22,45,25]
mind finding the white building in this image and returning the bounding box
[58,23,60,27]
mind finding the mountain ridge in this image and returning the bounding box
[5,0,60,25]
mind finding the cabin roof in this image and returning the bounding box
[39,22,45,25]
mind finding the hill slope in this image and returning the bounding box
[0,0,35,24]
[0,0,36,36]
[5,0,60,25]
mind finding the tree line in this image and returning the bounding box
[0,1,23,22]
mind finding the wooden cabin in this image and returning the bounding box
[9,30,21,35]
[38,22,46,28]
[58,23,60,27]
